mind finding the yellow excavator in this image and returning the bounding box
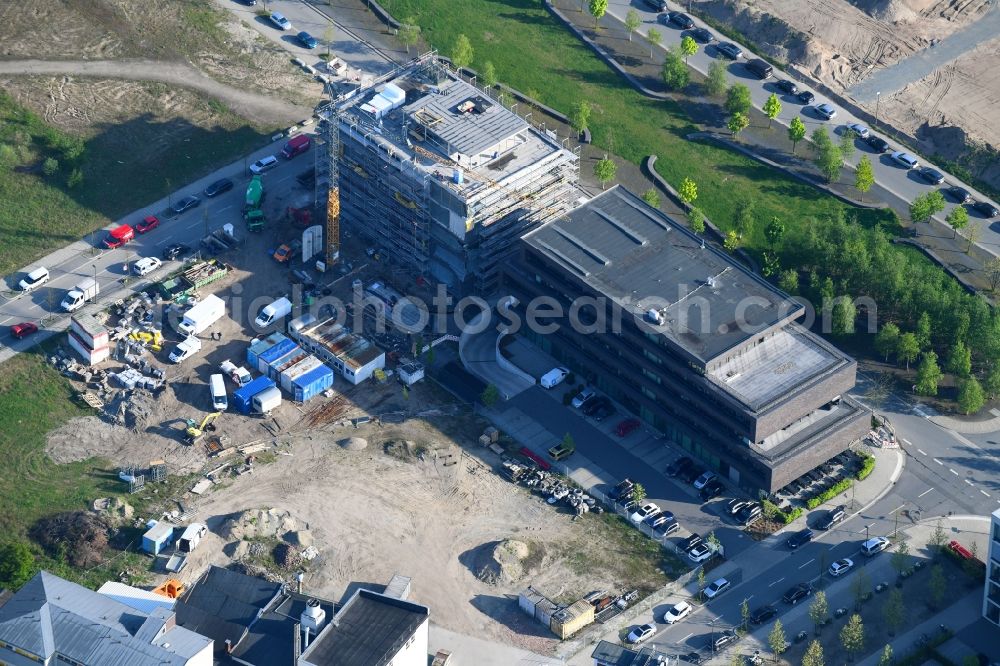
[129,329,164,352]
[184,412,221,445]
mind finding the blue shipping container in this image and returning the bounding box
[292,364,335,402]
[233,376,276,414]
[266,349,307,381]
[247,332,287,369]
[257,340,298,375]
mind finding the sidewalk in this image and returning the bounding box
[429,624,566,665]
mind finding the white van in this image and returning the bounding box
[255,296,292,328]
[209,373,228,411]
[861,536,890,556]
[540,367,569,389]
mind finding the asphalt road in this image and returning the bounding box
[603,0,1000,250]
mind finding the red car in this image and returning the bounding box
[136,215,160,234]
[11,322,39,339]
[616,418,641,437]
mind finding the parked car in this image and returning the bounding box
[616,418,641,437]
[269,11,291,30]
[681,465,704,484]
[916,166,945,184]
[727,499,751,515]
[583,395,610,416]
[715,42,743,59]
[643,0,668,10]
[786,529,814,550]
[750,605,778,624]
[739,504,762,526]
[682,652,705,664]
[704,577,730,599]
[590,399,616,421]
[664,601,693,624]
[627,623,658,644]
[700,479,724,501]
[296,31,318,48]
[630,502,660,524]
[861,536,890,556]
[713,630,739,651]
[572,387,596,408]
[814,103,837,120]
[609,479,635,501]
[162,243,191,261]
[648,514,674,529]
[10,322,39,339]
[797,90,816,104]
[103,223,135,249]
[973,201,1000,218]
[18,267,50,292]
[693,471,717,490]
[658,521,681,536]
[783,583,812,604]
[688,542,713,563]
[689,27,713,43]
[945,186,973,203]
[204,178,234,197]
[249,155,279,175]
[667,456,694,477]
[845,123,870,139]
[891,151,919,169]
[132,257,163,277]
[171,195,200,214]
[865,135,890,152]
[829,558,854,577]
[667,11,695,28]
[775,79,799,95]
[819,506,846,530]
[136,215,160,234]
[680,533,702,551]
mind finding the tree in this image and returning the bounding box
[811,127,842,182]
[779,269,799,294]
[916,312,932,350]
[728,112,750,139]
[946,205,969,238]
[570,100,592,137]
[740,598,751,631]
[958,376,985,414]
[589,0,608,27]
[642,188,661,208]
[762,93,782,129]
[768,619,788,662]
[788,116,806,154]
[986,364,1000,399]
[855,155,874,201]
[689,207,706,234]
[480,384,500,407]
[401,386,409,401]
[398,18,421,55]
[896,332,920,370]
[735,197,755,238]
[42,157,59,177]
[851,568,871,611]
[840,128,857,160]
[625,9,641,41]
[645,28,662,59]
[323,25,335,58]
[594,156,616,189]
[915,351,942,396]
[765,216,785,248]
[833,295,856,335]
[909,191,946,224]
[875,323,900,362]
[724,229,740,251]
[878,644,893,666]
[679,177,698,205]
[481,61,498,87]
[890,540,910,578]
[966,223,982,253]
[809,591,829,635]
[928,520,948,555]
[632,482,647,504]
[965,541,981,577]
[0,541,35,590]
[928,564,947,609]
[882,588,905,636]
[803,640,825,666]
[662,47,690,90]
[812,125,832,151]
[706,60,728,97]
[840,614,865,662]
[725,83,753,116]
[947,341,972,377]
[985,257,1000,293]
[67,168,83,188]
[680,35,698,62]
[697,567,706,601]
[451,34,474,68]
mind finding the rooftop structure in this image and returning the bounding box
[0,571,212,666]
[291,316,386,384]
[327,53,579,295]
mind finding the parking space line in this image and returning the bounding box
[890,504,906,514]
[964,479,974,486]
[949,468,959,475]
[768,577,785,587]
[798,558,814,570]
[902,438,912,446]
[918,488,934,498]
[934,458,943,465]
[981,490,991,497]
[917,448,927,456]
[682,632,694,641]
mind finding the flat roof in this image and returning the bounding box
[300,317,384,369]
[523,187,802,365]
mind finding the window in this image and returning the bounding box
[988,599,1000,625]
[642,386,656,401]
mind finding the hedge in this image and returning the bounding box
[805,478,854,509]
[855,453,876,481]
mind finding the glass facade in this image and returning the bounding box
[986,513,1000,627]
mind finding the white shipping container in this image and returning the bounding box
[252,386,282,414]
[280,356,322,393]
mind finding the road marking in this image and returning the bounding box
[917,448,927,456]
[918,488,934,498]
[215,205,233,213]
[902,438,912,446]
[768,577,785,587]
[964,479,974,486]
[798,558,815,569]
[934,458,943,465]
[890,504,906,514]
[682,632,694,641]
[949,468,959,476]
[981,490,991,497]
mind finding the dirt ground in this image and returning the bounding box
[696,0,1000,186]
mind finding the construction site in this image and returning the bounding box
[319,53,581,296]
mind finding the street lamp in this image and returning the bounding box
[875,91,881,127]
[92,264,98,302]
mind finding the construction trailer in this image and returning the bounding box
[141,520,175,556]
[246,331,335,401]
[233,377,277,414]
[288,316,385,385]
[319,53,579,296]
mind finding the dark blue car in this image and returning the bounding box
[297,31,317,49]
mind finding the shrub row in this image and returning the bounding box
[805,478,853,509]
[855,453,876,481]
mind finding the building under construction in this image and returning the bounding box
[319,54,579,296]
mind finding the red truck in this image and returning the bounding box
[103,224,135,249]
[281,134,311,159]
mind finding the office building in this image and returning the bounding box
[985,507,1000,626]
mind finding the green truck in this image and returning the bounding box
[157,260,230,301]
[244,176,265,232]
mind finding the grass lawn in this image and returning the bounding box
[382,0,895,246]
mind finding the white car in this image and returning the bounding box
[704,577,731,599]
[688,542,713,563]
[571,387,595,408]
[132,257,163,276]
[249,155,279,175]
[845,123,870,138]
[829,558,854,577]
[269,12,291,30]
[630,502,660,524]
[891,151,919,169]
[693,471,716,489]
[19,267,50,292]
[815,103,837,120]
[663,601,692,624]
[626,623,657,644]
